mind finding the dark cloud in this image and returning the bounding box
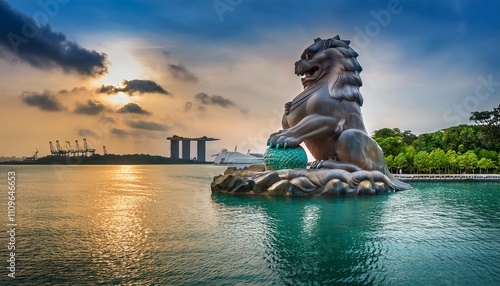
[126,120,168,131]
[97,79,169,96]
[117,102,151,115]
[100,115,116,123]
[193,92,247,113]
[169,64,198,82]
[0,1,108,77]
[96,84,116,94]
[78,129,98,138]
[194,92,236,108]
[111,128,129,138]
[184,101,193,112]
[121,79,169,95]
[74,100,108,115]
[57,86,90,95]
[21,91,65,111]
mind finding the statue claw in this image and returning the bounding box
[284,141,288,149]
[311,160,324,169]
[268,142,273,147]
[275,143,280,149]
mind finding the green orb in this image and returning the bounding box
[264,146,308,170]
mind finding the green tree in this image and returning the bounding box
[429,148,448,174]
[442,125,482,152]
[442,127,460,151]
[498,153,500,171]
[456,153,467,174]
[412,132,443,153]
[377,137,404,157]
[477,158,495,174]
[404,145,416,173]
[394,153,407,174]
[478,149,498,161]
[402,130,417,145]
[373,128,401,139]
[470,104,500,150]
[465,150,479,174]
[414,151,429,174]
[372,128,405,157]
[446,150,458,174]
[385,155,395,173]
[458,150,478,174]
[459,126,478,151]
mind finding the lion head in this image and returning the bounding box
[294,35,364,106]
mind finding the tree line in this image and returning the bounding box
[372,104,500,174]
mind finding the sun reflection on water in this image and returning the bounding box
[88,165,152,281]
[301,204,321,236]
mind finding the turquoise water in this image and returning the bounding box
[0,165,499,285]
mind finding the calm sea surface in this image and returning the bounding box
[0,165,499,285]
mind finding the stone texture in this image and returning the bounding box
[211,164,399,197]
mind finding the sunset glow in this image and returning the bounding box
[1,0,499,160]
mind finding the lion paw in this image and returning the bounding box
[311,160,325,169]
[268,131,300,149]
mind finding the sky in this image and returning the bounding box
[0,0,499,160]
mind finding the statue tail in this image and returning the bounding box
[382,165,412,191]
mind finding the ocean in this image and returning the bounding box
[0,165,499,285]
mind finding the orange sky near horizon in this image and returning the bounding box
[1,0,499,160]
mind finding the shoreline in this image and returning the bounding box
[0,154,212,165]
[395,174,500,182]
[1,160,499,182]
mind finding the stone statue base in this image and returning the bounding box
[211,165,400,197]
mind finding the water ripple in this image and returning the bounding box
[1,166,499,285]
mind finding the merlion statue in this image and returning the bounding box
[211,36,411,196]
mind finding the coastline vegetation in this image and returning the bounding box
[373,105,499,174]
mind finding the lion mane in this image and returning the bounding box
[318,36,364,106]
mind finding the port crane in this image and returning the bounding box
[65,141,77,156]
[48,139,100,157]
[25,149,38,161]
[55,140,68,156]
[49,141,58,155]
[83,139,95,156]
[75,140,85,156]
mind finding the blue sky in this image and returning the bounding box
[1,0,499,158]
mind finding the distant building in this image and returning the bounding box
[166,135,219,162]
[212,147,263,165]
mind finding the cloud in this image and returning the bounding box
[0,1,108,77]
[74,100,108,115]
[111,128,130,138]
[58,86,90,95]
[126,120,168,131]
[100,115,116,123]
[97,79,169,95]
[21,91,65,111]
[194,92,235,108]
[96,84,116,94]
[193,93,248,113]
[78,129,98,138]
[168,64,198,82]
[117,102,151,115]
